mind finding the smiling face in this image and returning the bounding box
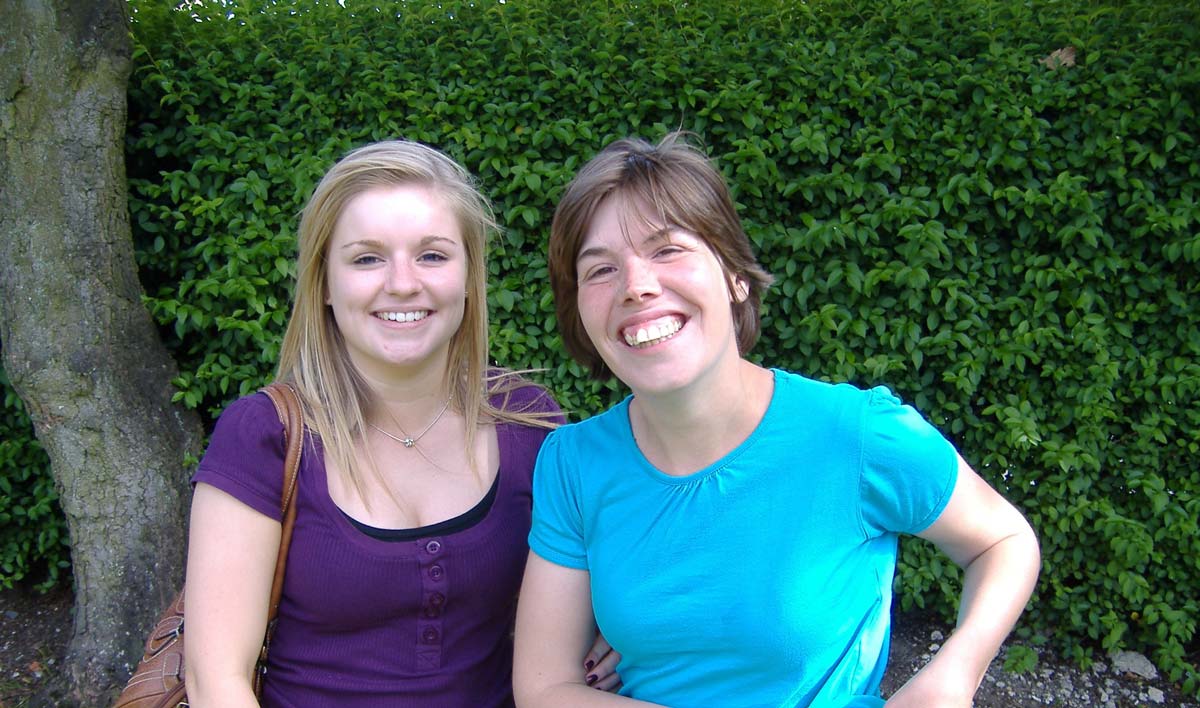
[325,184,468,384]
[548,135,774,381]
[575,195,746,397]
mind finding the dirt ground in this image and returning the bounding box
[0,584,70,708]
[880,611,1197,708]
[1,583,1195,707]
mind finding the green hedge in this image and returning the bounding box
[4,0,1198,693]
[0,367,68,591]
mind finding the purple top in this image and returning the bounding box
[193,384,559,708]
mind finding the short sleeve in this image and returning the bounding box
[858,386,958,537]
[528,429,588,569]
[191,392,287,522]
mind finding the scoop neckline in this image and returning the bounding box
[619,368,781,485]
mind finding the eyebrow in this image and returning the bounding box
[340,235,459,251]
[575,227,675,264]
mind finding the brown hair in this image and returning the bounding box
[548,132,774,378]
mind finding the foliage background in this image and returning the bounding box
[1,0,1197,694]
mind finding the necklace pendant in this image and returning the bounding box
[370,394,452,451]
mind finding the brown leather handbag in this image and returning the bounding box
[113,382,304,708]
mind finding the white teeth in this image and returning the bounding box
[378,311,428,323]
[623,318,682,348]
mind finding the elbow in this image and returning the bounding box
[513,665,571,708]
[987,517,1042,591]
[1010,510,1041,572]
[513,683,542,708]
[183,677,255,708]
[183,672,213,708]
[511,666,543,708]
[182,667,220,708]
[960,514,1042,590]
[512,686,534,708]
[183,656,257,707]
[514,686,570,708]
[1022,518,1042,582]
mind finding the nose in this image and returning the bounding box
[621,256,660,302]
[384,259,420,295]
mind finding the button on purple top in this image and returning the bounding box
[194,383,560,707]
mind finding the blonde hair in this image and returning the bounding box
[277,139,552,503]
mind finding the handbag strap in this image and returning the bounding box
[260,383,303,649]
[261,382,302,618]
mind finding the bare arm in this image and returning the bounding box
[513,552,661,708]
[184,483,281,708]
[886,455,1041,707]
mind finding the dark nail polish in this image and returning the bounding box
[584,659,595,671]
[586,674,598,686]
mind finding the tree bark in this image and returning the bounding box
[0,0,204,703]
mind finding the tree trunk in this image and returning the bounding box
[0,1,204,704]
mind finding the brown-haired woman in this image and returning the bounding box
[514,133,1039,708]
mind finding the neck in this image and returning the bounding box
[360,365,456,432]
[352,339,453,399]
[628,359,773,476]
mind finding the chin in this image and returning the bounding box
[616,368,694,397]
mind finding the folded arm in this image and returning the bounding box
[514,552,661,707]
[184,482,281,708]
[886,455,1041,707]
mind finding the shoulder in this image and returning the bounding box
[766,370,945,457]
[770,368,877,420]
[775,370,950,450]
[201,389,299,475]
[211,390,285,437]
[856,383,940,436]
[203,390,290,461]
[545,397,632,449]
[194,390,291,519]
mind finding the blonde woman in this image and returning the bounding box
[184,140,616,707]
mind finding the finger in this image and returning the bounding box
[590,645,620,679]
[592,672,622,692]
[592,672,624,696]
[583,633,613,671]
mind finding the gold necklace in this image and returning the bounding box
[370,396,452,448]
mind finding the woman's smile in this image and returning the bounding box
[374,309,430,323]
[621,315,685,348]
[575,195,743,396]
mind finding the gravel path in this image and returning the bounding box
[884,612,1197,708]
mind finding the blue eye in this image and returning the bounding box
[353,254,382,265]
[419,252,449,263]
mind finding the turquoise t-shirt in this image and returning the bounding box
[529,369,958,708]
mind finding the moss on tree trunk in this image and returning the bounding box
[0,0,204,703]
